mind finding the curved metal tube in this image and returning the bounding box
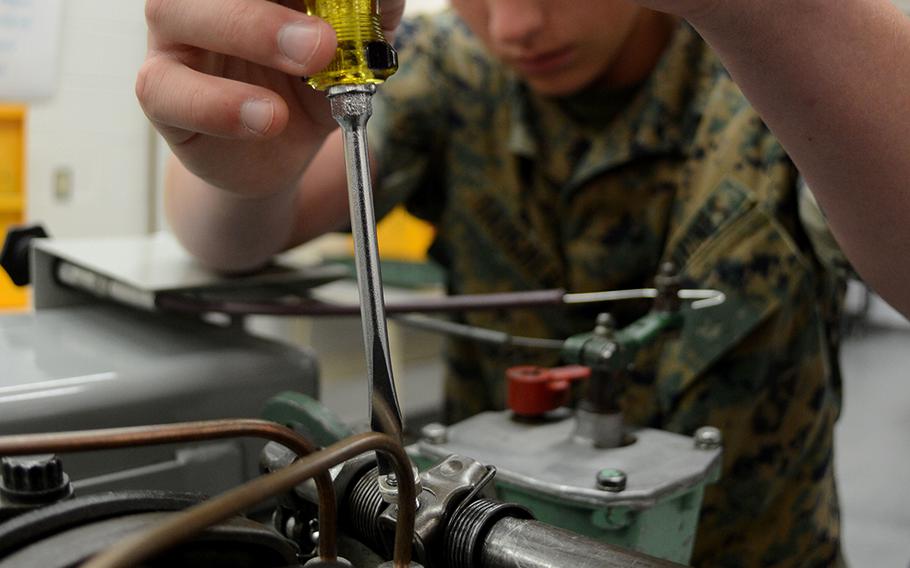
[81,432,416,568]
[0,419,339,561]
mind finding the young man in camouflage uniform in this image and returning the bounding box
[139,0,910,565]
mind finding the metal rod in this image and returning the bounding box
[155,288,568,317]
[81,432,417,568]
[327,84,403,473]
[393,314,564,350]
[481,518,685,568]
[0,419,338,562]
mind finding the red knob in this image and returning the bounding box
[507,365,591,418]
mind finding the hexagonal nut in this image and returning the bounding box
[595,468,627,493]
[694,426,723,450]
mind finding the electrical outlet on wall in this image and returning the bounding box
[53,167,74,202]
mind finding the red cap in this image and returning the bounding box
[507,365,591,417]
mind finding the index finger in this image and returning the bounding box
[146,0,337,76]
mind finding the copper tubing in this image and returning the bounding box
[82,432,415,568]
[0,419,338,561]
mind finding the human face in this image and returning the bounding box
[450,0,646,97]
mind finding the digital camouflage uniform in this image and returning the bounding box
[370,13,846,567]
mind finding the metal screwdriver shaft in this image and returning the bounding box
[328,84,404,477]
[302,0,405,489]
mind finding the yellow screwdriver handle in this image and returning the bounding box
[304,0,399,90]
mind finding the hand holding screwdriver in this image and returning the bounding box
[137,0,404,200]
[139,0,410,487]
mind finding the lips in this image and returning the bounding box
[510,46,575,75]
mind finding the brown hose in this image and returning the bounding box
[81,432,415,568]
[156,288,568,317]
[0,419,338,561]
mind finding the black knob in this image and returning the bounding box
[365,41,398,72]
[0,224,49,286]
[0,454,73,505]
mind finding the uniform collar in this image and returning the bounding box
[507,24,714,191]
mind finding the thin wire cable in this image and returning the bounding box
[393,314,564,350]
[81,432,416,568]
[156,289,567,317]
[156,287,725,317]
[0,419,339,561]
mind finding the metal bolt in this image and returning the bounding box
[594,313,616,338]
[421,423,448,445]
[694,426,723,450]
[654,262,682,313]
[595,468,627,492]
[385,474,398,488]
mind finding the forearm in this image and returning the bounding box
[689,0,910,313]
[164,155,300,273]
[164,131,355,272]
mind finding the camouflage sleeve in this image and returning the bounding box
[368,16,450,223]
[798,178,857,280]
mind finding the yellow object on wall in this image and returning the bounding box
[0,105,28,310]
[348,206,436,262]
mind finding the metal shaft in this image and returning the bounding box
[481,518,685,568]
[328,84,403,474]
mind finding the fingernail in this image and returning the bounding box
[278,22,321,67]
[241,99,274,134]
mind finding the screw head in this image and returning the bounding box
[594,313,616,338]
[421,423,448,445]
[694,426,723,450]
[595,468,627,492]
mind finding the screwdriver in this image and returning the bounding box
[303,0,405,488]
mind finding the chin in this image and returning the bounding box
[523,69,602,98]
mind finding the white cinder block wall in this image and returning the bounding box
[26,1,151,237]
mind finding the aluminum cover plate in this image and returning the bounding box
[417,411,721,509]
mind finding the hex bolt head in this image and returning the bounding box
[0,454,73,506]
[694,426,723,450]
[595,468,627,492]
[421,423,448,445]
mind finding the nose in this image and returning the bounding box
[488,0,545,48]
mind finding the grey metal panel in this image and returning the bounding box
[0,302,319,490]
[0,304,318,432]
[30,233,347,310]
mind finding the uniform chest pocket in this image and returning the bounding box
[653,178,814,412]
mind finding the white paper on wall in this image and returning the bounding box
[0,0,64,102]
